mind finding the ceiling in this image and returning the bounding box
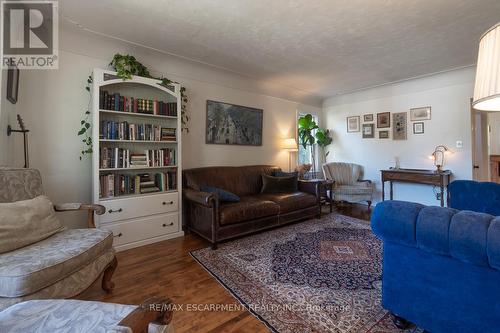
[60,0,500,102]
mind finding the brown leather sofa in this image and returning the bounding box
[183,165,321,249]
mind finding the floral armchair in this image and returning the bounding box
[322,162,374,208]
[0,168,117,310]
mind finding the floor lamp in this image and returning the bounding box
[283,138,298,172]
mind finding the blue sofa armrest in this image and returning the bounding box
[372,200,500,270]
[449,180,500,215]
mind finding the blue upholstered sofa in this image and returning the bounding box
[371,180,500,333]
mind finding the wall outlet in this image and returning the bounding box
[456,140,463,148]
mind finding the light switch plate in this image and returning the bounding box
[456,140,463,148]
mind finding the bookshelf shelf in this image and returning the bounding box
[99,166,177,171]
[99,190,178,202]
[92,69,183,252]
[99,139,177,144]
[99,109,178,120]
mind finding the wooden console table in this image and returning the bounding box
[381,168,452,207]
[491,155,500,184]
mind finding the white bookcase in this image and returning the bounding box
[92,69,184,251]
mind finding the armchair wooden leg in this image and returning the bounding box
[211,242,218,250]
[367,200,372,210]
[102,257,118,293]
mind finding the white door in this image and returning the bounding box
[471,107,490,181]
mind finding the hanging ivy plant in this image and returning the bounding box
[77,75,93,160]
[78,54,190,160]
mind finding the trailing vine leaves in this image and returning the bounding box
[110,53,189,132]
[78,75,93,160]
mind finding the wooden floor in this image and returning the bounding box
[79,203,371,332]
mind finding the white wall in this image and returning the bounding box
[489,112,500,155]
[323,67,475,206]
[2,24,321,228]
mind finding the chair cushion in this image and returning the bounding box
[219,196,279,225]
[0,229,113,297]
[333,182,372,195]
[0,195,65,254]
[0,299,171,333]
[259,192,317,214]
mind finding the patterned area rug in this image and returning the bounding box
[191,214,423,333]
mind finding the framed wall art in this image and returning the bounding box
[393,112,407,140]
[363,114,374,122]
[410,107,431,121]
[379,130,389,139]
[206,100,263,146]
[362,123,374,138]
[377,112,390,128]
[347,116,360,132]
[413,122,424,134]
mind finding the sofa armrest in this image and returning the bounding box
[298,180,320,201]
[184,189,218,207]
[54,203,105,228]
[118,297,173,332]
[372,200,500,271]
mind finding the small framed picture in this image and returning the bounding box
[347,116,360,132]
[362,123,374,138]
[413,122,424,134]
[410,107,431,121]
[379,130,389,139]
[363,114,374,122]
[377,112,390,128]
[7,66,19,104]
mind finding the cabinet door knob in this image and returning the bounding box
[108,208,122,213]
[162,222,174,227]
[162,201,174,205]
[113,232,123,238]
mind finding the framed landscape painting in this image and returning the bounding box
[347,116,360,132]
[206,100,263,146]
[410,107,431,121]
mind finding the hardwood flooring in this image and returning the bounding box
[78,203,371,332]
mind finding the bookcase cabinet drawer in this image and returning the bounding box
[99,192,178,224]
[102,213,179,247]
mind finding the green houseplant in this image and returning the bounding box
[298,114,319,172]
[315,128,333,162]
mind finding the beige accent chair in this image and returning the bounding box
[322,162,374,208]
[0,168,117,311]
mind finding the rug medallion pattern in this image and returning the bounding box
[191,214,422,333]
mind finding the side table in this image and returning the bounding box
[299,178,335,215]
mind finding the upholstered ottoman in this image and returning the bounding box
[0,298,174,333]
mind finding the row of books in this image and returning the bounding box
[99,90,177,116]
[99,120,176,141]
[99,171,178,198]
[99,148,176,169]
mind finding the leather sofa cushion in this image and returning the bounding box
[219,196,279,226]
[259,192,317,214]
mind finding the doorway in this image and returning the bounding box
[471,101,490,181]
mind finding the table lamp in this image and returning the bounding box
[429,145,451,172]
[283,138,298,172]
[473,22,500,111]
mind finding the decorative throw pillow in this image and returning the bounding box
[200,186,240,202]
[261,174,298,193]
[272,170,299,178]
[0,195,65,254]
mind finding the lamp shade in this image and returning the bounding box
[282,138,298,151]
[473,22,500,111]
